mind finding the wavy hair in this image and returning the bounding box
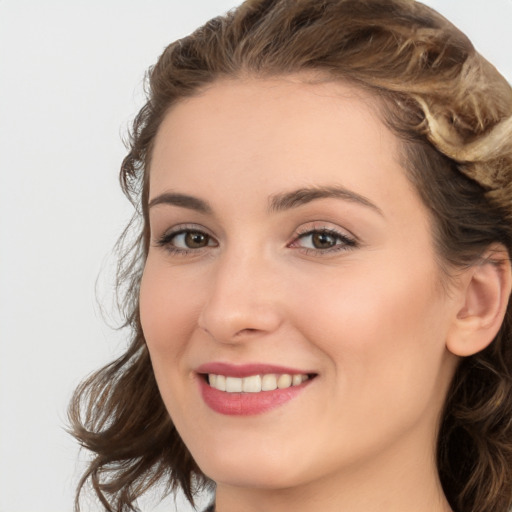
[68,1,512,511]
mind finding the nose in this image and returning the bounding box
[197,249,283,344]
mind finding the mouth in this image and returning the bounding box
[195,363,317,416]
[202,372,314,393]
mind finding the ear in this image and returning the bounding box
[446,245,512,357]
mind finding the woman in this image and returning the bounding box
[69,1,512,511]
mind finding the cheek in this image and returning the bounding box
[139,256,202,364]
[290,257,452,410]
[139,257,208,429]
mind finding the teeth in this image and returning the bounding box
[216,374,226,391]
[261,374,277,391]
[207,373,310,393]
[242,375,262,393]
[225,376,243,392]
[277,374,292,389]
[292,374,304,386]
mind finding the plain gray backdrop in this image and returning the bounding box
[1,1,511,511]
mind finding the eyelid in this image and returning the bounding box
[154,223,214,240]
[293,221,357,242]
[154,223,218,254]
[288,223,359,254]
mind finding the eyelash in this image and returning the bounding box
[156,225,217,256]
[155,225,358,256]
[288,227,358,255]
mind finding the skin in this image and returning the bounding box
[140,77,460,512]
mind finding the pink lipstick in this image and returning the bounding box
[196,363,315,416]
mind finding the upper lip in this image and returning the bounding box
[196,362,315,378]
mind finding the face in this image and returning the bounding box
[140,78,460,492]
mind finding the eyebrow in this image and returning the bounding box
[148,185,383,217]
[268,186,383,216]
[148,192,212,214]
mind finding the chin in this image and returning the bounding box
[191,441,312,490]
[199,438,353,495]
[203,464,303,491]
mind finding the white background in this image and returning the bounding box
[0,1,511,511]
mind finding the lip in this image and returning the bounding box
[196,362,314,378]
[196,362,316,416]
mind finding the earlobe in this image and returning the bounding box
[446,245,512,357]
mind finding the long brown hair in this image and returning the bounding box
[69,1,512,511]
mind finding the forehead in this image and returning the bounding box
[149,77,402,196]
[153,76,387,147]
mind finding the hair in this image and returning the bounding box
[68,1,512,511]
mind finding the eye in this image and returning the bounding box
[304,231,339,250]
[173,231,211,249]
[156,227,218,254]
[289,228,357,254]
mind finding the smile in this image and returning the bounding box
[196,363,316,416]
[208,373,310,393]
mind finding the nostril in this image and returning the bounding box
[234,328,259,336]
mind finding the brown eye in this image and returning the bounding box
[311,232,337,249]
[184,231,210,248]
[157,229,217,253]
[291,228,357,254]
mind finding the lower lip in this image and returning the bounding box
[198,376,311,416]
